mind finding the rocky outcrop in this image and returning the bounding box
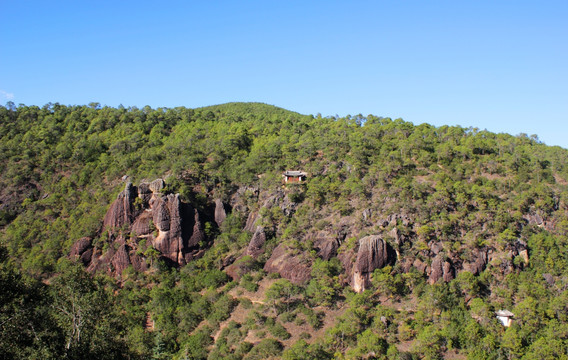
[103,182,137,230]
[486,239,529,275]
[111,244,132,275]
[214,199,227,226]
[70,237,93,265]
[429,254,455,284]
[148,179,165,193]
[187,207,205,250]
[224,226,267,281]
[244,211,260,232]
[246,226,266,257]
[264,244,311,284]
[74,179,208,277]
[353,236,394,293]
[132,211,153,236]
[314,236,340,261]
[463,249,488,275]
[152,193,187,265]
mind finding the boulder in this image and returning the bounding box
[353,235,393,293]
[413,258,428,274]
[543,273,555,286]
[70,237,94,266]
[429,254,455,284]
[362,208,372,222]
[314,236,340,261]
[429,241,444,255]
[264,244,311,284]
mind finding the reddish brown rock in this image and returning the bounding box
[152,197,171,232]
[183,249,206,263]
[132,211,153,236]
[352,235,394,292]
[153,194,185,265]
[129,252,148,273]
[429,241,444,255]
[264,244,311,284]
[246,226,266,257]
[70,237,94,265]
[70,237,92,257]
[89,179,210,275]
[313,235,340,261]
[225,255,258,280]
[413,258,428,274]
[222,255,236,269]
[137,182,152,203]
[104,183,136,230]
[429,254,455,284]
[111,244,131,275]
[187,206,205,248]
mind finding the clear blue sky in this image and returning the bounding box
[1,1,567,148]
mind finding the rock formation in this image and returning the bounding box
[246,226,266,257]
[214,198,227,226]
[463,249,488,275]
[264,244,311,284]
[73,179,207,277]
[70,237,94,266]
[314,236,340,261]
[429,254,455,284]
[353,235,394,293]
[103,182,136,230]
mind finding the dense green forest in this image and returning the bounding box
[2,101,568,359]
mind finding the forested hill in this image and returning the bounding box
[2,102,568,359]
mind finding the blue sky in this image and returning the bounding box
[1,1,567,148]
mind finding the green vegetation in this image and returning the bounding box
[2,101,568,359]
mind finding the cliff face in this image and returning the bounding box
[72,179,207,277]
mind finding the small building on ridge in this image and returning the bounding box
[283,171,307,183]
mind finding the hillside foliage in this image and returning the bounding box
[2,101,568,359]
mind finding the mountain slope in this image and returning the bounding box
[1,102,568,359]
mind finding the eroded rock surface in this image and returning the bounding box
[70,237,93,265]
[74,179,207,277]
[264,244,311,284]
[103,182,136,230]
[429,254,455,284]
[246,226,266,257]
[353,235,394,293]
